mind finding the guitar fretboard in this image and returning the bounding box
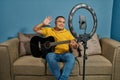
[50,40,70,46]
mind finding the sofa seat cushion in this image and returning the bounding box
[13,56,46,75]
[46,60,79,76]
[77,55,112,75]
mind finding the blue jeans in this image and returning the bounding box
[46,52,75,80]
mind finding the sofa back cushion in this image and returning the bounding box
[72,33,102,57]
[18,33,42,57]
[82,33,101,56]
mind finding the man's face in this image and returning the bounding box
[55,17,65,30]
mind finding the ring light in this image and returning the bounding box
[68,3,97,41]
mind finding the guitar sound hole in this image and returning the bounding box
[44,41,51,49]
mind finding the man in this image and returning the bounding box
[33,16,78,80]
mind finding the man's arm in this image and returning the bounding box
[33,16,52,34]
[33,23,44,34]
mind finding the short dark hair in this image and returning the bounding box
[55,16,65,24]
[55,16,65,21]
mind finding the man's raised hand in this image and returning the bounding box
[42,16,52,25]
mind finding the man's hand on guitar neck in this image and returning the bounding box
[69,40,79,49]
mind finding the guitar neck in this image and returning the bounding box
[50,40,70,46]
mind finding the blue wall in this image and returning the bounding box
[111,0,120,41]
[0,0,113,42]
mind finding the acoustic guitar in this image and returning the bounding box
[30,36,71,58]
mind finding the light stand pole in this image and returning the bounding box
[82,41,87,80]
[78,34,90,80]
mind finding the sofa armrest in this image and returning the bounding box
[100,38,120,63]
[100,38,120,80]
[0,38,19,80]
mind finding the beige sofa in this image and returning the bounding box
[0,37,120,80]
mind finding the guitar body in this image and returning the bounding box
[30,36,55,58]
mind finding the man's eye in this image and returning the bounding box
[57,21,65,23]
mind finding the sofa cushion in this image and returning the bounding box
[18,33,41,57]
[84,33,102,56]
[72,33,102,57]
[77,55,112,75]
[13,56,46,75]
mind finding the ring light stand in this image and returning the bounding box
[68,3,97,80]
